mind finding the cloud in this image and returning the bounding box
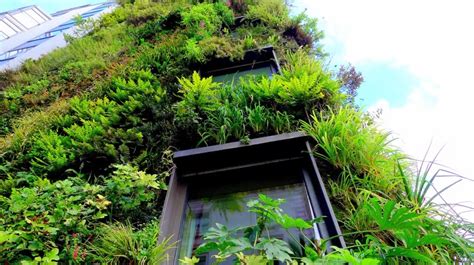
[296,0,474,221]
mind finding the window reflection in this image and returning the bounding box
[212,65,275,84]
[179,183,316,264]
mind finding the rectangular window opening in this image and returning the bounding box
[199,46,280,85]
[159,133,345,264]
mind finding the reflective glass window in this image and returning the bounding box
[178,177,317,264]
[212,65,275,84]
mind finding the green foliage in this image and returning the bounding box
[177,72,220,113]
[199,35,245,61]
[89,220,174,264]
[191,194,467,264]
[23,70,164,175]
[193,194,320,264]
[185,38,205,62]
[0,0,471,263]
[301,107,395,177]
[181,3,233,40]
[104,164,166,213]
[0,177,109,263]
[247,0,290,28]
[176,51,345,145]
[29,130,74,173]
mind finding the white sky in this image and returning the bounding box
[296,0,474,222]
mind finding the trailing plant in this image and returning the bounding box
[301,106,396,178]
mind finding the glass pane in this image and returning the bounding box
[212,66,274,84]
[179,183,315,264]
[25,9,45,24]
[0,20,17,36]
[12,12,39,29]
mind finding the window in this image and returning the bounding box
[200,46,280,84]
[12,12,39,29]
[0,31,8,40]
[179,182,317,264]
[0,20,18,38]
[25,9,46,24]
[159,132,344,264]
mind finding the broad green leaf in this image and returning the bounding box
[256,238,293,262]
[278,214,312,229]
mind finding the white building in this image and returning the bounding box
[0,2,116,70]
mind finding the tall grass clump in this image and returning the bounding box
[89,220,174,264]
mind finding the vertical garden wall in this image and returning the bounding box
[0,0,472,264]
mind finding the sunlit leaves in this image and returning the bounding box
[365,199,422,231]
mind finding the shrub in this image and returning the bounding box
[246,0,290,28]
[29,130,74,173]
[199,36,245,61]
[0,177,109,263]
[181,3,229,40]
[104,164,166,214]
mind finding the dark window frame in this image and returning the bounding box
[198,45,281,80]
[159,132,345,264]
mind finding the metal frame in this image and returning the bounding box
[159,132,345,264]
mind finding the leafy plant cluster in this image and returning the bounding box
[0,0,471,264]
[0,24,132,136]
[0,164,164,264]
[89,220,174,264]
[184,194,456,264]
[23,69,164,176]
[301,107,473,262]
[175,50,344,145]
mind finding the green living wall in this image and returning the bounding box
[0,0,472,264]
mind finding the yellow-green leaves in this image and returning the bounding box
[177,71,220,112]
[301,106,392,177]
[181,3,231,40]
[247,0,290,29]
[179,256,200,265]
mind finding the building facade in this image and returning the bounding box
[0,2,116,70]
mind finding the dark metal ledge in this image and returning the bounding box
[174,132,308,178]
